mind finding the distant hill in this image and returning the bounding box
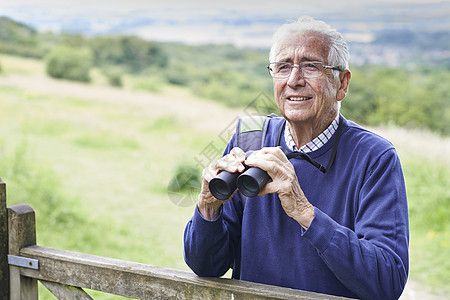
[0,16,42,58]
[1,14,449,68]
[348,29,450,66]
[373,29,449,50]
[0,16,37,38]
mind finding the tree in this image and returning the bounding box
[45,45,93,82]
[89,36,168,73]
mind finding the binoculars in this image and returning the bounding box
[209,151,270,200]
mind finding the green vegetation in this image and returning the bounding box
[1,52,449,298]
[0,140,128,256]
[0,16,43,58]
[403,160,450,292]
[0,141,139,299]
[342,66,450,136]
[1,16,449,136]
[102,66,123,87]
[0,55,221,298]
[168,163,201,194]
[45,45,93,82]
[0,15,449,297]
[89,35,168,73]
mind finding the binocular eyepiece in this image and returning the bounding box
[209,151,270,200]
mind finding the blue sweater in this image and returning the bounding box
[184,116,409,300]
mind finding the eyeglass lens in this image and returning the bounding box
[269,62,323,78]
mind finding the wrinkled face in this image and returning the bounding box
[272,32,342,130]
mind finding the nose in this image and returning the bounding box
[287,65,306,87]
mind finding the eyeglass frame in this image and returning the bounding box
[267,61,343,79]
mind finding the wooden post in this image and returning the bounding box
[0,179,9,300]
[8,204,38,300]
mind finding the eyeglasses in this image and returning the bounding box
[267,61,343,79]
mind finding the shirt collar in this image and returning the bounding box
[284,114,340,153]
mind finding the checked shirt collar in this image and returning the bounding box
[284,114,340,153]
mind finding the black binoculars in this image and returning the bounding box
[209,151,270,200]
[208,137,336,200]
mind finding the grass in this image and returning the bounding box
[0,54,449,298]
[402,160,450,293]
[0,54,223,299]
[0,86,211,263]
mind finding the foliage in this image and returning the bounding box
[0,16,37,42]
[0,55,449,295]
[0,141,137,299]
[102,66,123,87]
[341,66,450,135]
[159,42,274,108]
[0,15,449,135]
[88,35,168,73]
[167,162,201,194]
[0,141,116,251]
[45,45,93,82]
[0,16,43,58]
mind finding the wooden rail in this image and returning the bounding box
[0,180,352,299]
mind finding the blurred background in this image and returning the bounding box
[0,0,449,299]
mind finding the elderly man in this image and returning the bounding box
[184,16,409,300]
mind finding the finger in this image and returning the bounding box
[259,177,294,195]
[220,154,246,173]
[247,157,277,175]
[202,164,219,182]
[226,147,247,172]
[260,147,290,162]
[206,149,246,179]
[229,147,246,161]
[245,148,284,170]
[245,149,296,191]
[258,180,275,196]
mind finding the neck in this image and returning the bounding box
[288,112,339,148]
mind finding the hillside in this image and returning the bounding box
[0,54,448,299]
[1,54,448,168]
[1,15,450,137]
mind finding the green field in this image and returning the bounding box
[1,54,449,298]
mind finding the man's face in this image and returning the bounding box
[272,32,341,130]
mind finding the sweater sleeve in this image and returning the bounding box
[302,148,409,300]
[183,137,243,277]
[183,205,230,276]
[183,194,244,277]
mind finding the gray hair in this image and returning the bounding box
[269,16,350,71]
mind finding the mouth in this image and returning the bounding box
[287,96,312,102]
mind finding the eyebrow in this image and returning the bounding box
[300,56,322,62]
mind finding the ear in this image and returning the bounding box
[336,70,351,101]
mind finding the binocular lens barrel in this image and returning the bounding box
[209,148,288,200]
[237,167,270,197]
[209,171,239,200]
[209,167,270,200]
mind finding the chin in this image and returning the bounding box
[282,110,313,124]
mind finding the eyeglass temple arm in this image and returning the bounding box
[324,66,343,71]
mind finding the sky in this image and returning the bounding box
[1,0,449,48]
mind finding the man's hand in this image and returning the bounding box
[244,147,315,229]
[198,147,246,220]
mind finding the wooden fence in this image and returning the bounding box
[0,179,352,299]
